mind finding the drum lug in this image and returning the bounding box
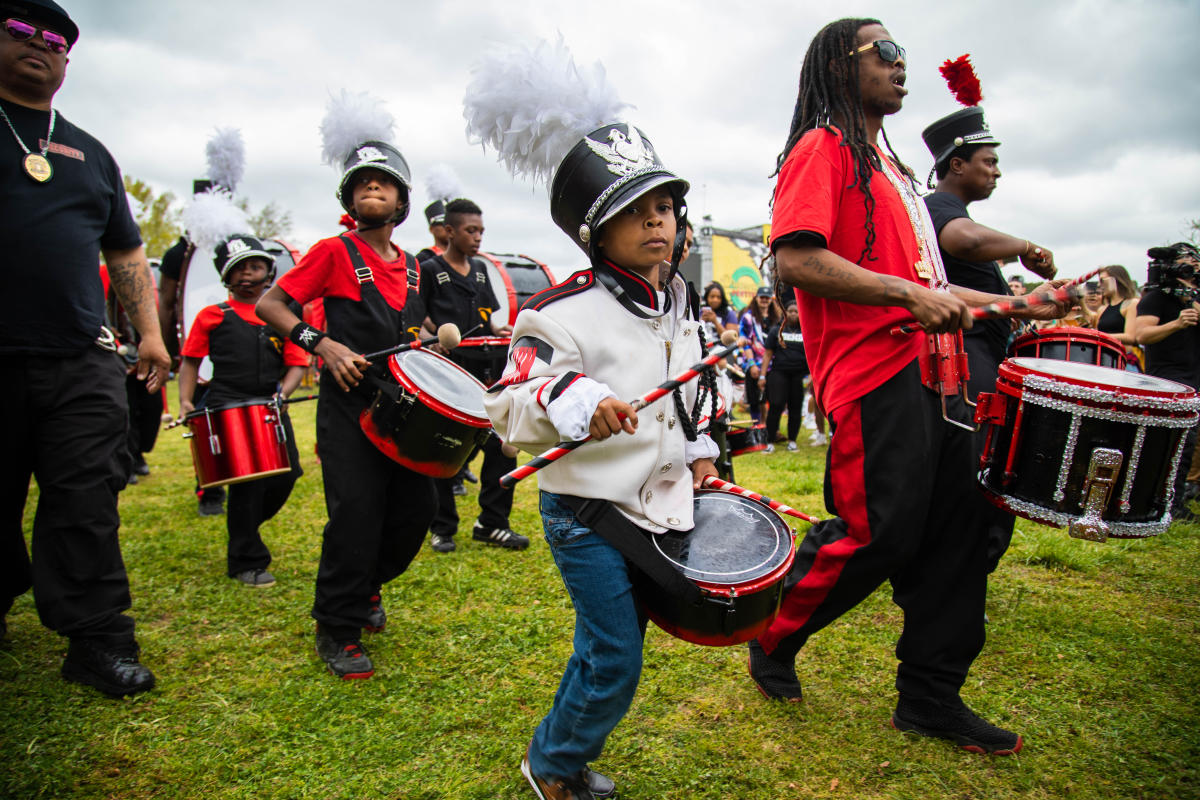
[208,434,222,456]
[702,589,739,638]
[974,392,1006,425]
[1068,448,1123,543]
[181,432,194,440]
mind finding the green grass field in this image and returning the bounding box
[4,394,1200,799]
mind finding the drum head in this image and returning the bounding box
[653,493,791,584]
[1009,357,1193,394]
[391,349,488,420]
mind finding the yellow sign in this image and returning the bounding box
[710,225,770,311]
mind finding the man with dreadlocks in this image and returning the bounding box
[745,18,1058,756]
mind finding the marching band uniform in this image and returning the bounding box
[180,236,306,586]
[266,129,434,679]
[470,43,719,786]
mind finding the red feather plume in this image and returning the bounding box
[338,212,357,231]
[939,55,983,106]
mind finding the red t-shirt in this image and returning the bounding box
[182,296,309,366]
[771,127,924,414]
[276,234,415,311]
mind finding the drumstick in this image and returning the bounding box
[498,331,740,489]
[701,476,821,524]
[362,323,462,361]
[890,283,1087,336]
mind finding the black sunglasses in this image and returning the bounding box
[3,18,69,54]
[848,40,905,65]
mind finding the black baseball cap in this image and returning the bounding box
[1,0,78,46]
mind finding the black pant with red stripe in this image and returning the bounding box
[758,360,988,701]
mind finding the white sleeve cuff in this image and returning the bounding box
[544,375,617,441]
[685,433,720,465]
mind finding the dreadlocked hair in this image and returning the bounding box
[773,17,914,264]
[673,320,720,443]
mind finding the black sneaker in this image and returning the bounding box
[473,524,530,550]
[451,480,467,497]
[431,534,456,553]
[198,493,225,517]
[62,638,156,697]
[891,695,1022,755]
[133,456,151,476]
[521,748,595,800]
[232,568,275,587]
[314,625,374,680]
[366,593,386,633]
[747,639,803,702]
[461,468,479,484]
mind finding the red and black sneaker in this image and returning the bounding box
[891,695,1022,755]
[365,593,386,633]
[315,625,374,680]
[747,639,803,702]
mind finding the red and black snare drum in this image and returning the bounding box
[359,349,492,478]
[975,357,1199,541]
[727,421,768,456]
[184,398,292,488]
[632,491,795,646]
[1008,326,1127,370]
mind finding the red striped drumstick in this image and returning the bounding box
[701,476,821,524]
[890,270,1100,335]
[498,333,740,489]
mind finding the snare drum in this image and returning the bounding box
[1008,326,1127,370]
[727,421,768,456]
[975,357,1200,541]
[476,253,556,326]
[631,491,795,646]
[359,349,492,478]
[184,398,292,488]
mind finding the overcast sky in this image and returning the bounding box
[55,0,1199,283]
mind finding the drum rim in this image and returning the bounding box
[388,349,491,427]
[1000,357,1198,400]
[652,491,794,590]
[184,396,280,421]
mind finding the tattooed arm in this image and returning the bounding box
[103,245,170,392]
[773,243,972,334]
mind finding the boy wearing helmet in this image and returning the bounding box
[179,235,307,588]
[257,135,434,680]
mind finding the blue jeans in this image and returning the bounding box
[528,492,647,779]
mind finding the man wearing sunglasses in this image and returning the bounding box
[747,17,1066,757]
[0,0,169,698]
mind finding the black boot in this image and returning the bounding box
[62,638,156,698]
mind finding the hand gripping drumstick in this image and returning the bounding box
[890,270,1101,335]
[362,323,462,362]
[498,331,740,489]
[701,476,821,524]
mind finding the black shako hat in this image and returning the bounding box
[921,106,1001,167]
[424,199,446,225]
[1,0,78,45]
[213,234,275,282]
[549,123,689,256]
[337,140,413,224]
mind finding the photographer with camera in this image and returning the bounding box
[1134,242,1200,521]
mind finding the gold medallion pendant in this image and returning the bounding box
[23,152,52,183]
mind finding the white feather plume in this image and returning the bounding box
[182,190,250,251]
[424,163,462,202]
[205,127,245,192]
[463,36,628,185]
[320,89,396,169]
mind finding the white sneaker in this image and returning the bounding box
[803,412,817,430]
[809,432,827,446]
[764,443,775,454]
[786,441,798,452]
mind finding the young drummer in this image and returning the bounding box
[178,235,306,587]
[256,93,434,680]
[467,39,719,800]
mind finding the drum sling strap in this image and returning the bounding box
[337,235,420,403]
[557,494,703,606]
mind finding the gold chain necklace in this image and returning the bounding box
[0,101,56,183]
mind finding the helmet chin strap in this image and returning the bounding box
[661,208,689,289]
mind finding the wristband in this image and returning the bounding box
[1022,240,1032,256]
[289,322,328,353]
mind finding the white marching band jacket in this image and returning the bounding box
[485,268,718,533]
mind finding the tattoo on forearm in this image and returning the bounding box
[107,258,157,331]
